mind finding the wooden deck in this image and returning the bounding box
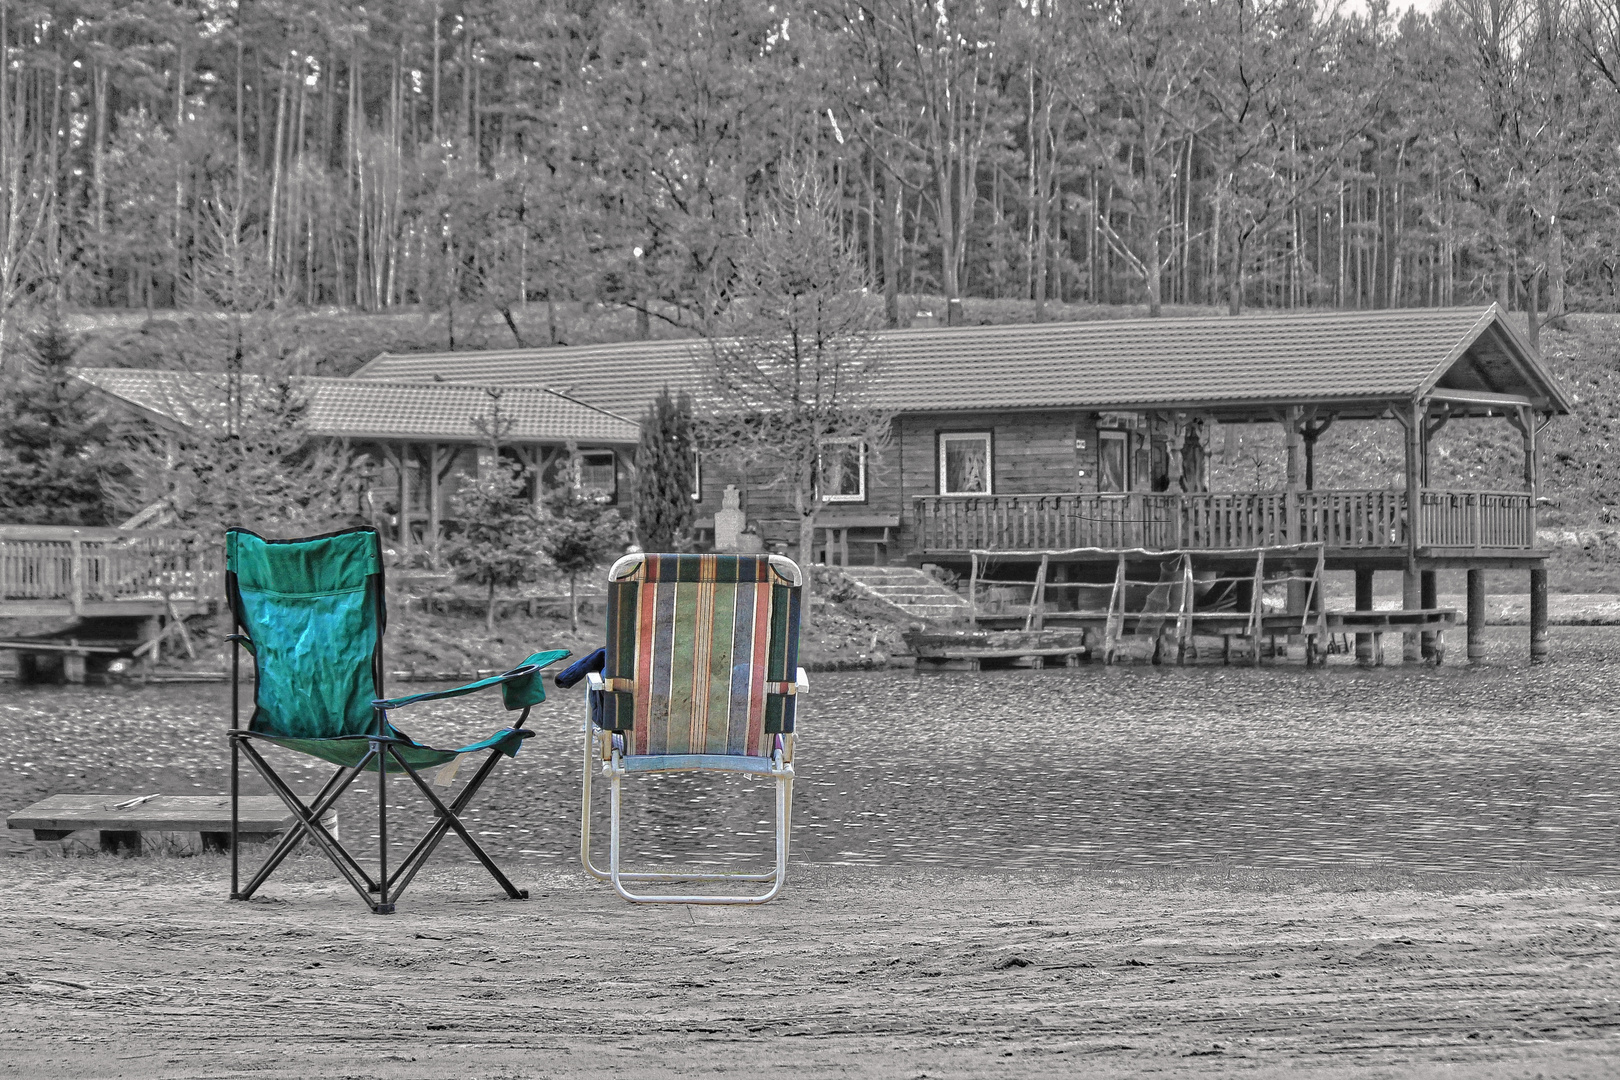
[914,488,1536,561]
[0,526,219,619]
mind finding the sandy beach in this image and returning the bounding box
[2,856,1617,1079]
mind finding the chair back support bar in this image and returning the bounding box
[600,553,802,758]
[226,527,386,741]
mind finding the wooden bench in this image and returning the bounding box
[813,514,901,566]
[1325,608,1457,665]
[6,794,336,855]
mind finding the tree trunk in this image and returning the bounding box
[883,157,902,328]
[486,578,497,632]
[795,480,816,633]
[569,571,579,632]
[1228,232,1244,317]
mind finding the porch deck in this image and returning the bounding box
[0,526,219,619]
[913,489,1538,563]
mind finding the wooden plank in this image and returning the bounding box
[0,640,124,654]
[1024,554,1049,632]
[6,794,326,834]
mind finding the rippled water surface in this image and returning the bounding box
[4,625,1619,875]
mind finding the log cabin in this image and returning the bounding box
[354,305,1572,661]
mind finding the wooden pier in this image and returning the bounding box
[0,526,220,682]
[919,543,1462,668]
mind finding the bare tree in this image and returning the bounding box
[701,165,891,624]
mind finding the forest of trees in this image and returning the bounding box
[2,0,1617,362]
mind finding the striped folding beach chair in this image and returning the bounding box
[574,553,806,904]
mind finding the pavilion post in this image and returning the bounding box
[1402,400,1423,662]
[390,441,412,556]
[1530,564,1549,664]
[1466,567,1486,664]
[427,443,442,562]
[1420,569,1438,660]
[1354,567,1375,665]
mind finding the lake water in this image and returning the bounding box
[3,624,1618,876]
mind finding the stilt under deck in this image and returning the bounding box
[913,491,1548,665]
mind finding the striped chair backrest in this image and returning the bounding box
[598,554,802,758]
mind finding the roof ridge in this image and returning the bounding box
[357,307,1499,367]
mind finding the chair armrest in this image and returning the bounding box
[796,667,809,695]
[225,633,254,654]
[554,647,606,689]
[373,649,570,712]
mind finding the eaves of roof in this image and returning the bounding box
[72,369,640,444]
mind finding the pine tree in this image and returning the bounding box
[543,488,629,632]
[0,314,114,525]
[109,368,369,539]
[702,165,891,626]
[446,394,548,630]
[633,387,696,551]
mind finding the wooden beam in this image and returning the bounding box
[1024,553,1049,632]
[1104,552,1125,665]
[969,551,979,626]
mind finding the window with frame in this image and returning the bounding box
[819,439,867,502]
[1097,430,1129,493]
[578,451,618,503]
[939,432,992,495]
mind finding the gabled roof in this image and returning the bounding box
[352,305,1572,421]
[74,369,639,444]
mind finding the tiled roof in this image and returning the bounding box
[74,369,639,444]
[352,305,1571,419]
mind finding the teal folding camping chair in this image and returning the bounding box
[570,553,806,905]
[224,526,568,914]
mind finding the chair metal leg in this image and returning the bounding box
[581,723,779,885]
[235,740,379,910]
[238,764,365,899]
[389,746,510,901]
[387,746,528,901]
[374,740,393,913]
[229,737,240,899]
[607,755,792,905]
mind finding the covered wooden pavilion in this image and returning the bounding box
[357,304,1571,662]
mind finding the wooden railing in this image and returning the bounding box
[0,526,221,612]
[1417,490,1536,549]
[913,488,1536,554]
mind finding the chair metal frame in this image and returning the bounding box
[575,552,806,905]
[578,669,806,904]
[224,525,563,915]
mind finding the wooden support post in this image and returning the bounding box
[142,615,162,667]
[1354,567,1375,666]
[1025,554,1049,632]
[1314,544,1327,666]
[1249,549,1265,666]
[390,441,412,556]
[62,650,86,685]
[969,551,979,626]
[427,442,443,563]
[1104,553,1125,665]
[1530,564,1549,664]
[165,596,197,660]
[1466,567,1486,665]
[1420,569,1438,660]
[1176,553,1194,665]
[1402,566,1421,662]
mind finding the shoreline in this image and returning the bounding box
[2,857,1616,1078]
